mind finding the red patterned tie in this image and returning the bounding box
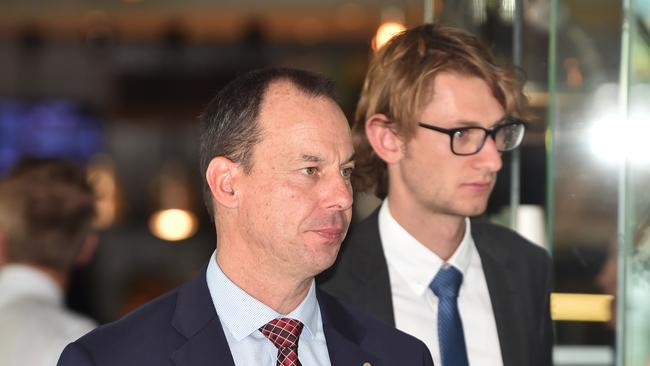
[259,318,304,366]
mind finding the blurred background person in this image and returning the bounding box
[0,159,98,366]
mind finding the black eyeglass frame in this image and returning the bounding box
[417,117,527,156]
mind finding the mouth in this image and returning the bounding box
[308,227,346,242]
[462,181,493,191]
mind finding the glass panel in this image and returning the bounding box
[622,0,650,364]
[548,0,623,362]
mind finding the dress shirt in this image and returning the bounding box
[378,200,504,366]
[0,264,96,366]
[206,251,332,366]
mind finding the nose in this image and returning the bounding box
[323,174,354,212]
[473,136,503,172]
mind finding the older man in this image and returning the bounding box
[58,67,434,366]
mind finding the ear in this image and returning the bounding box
[365,114,405,164]
[75,233,98,266]
[205,156,240,209]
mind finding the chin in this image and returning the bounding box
[310,249,340,275]
[458,202,489,217]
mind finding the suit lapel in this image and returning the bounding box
[345,210,395,325]
[170,269,236,366]
[317,290,381,366]
[472,223,527,366]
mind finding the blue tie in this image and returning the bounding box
[430,265,469,366]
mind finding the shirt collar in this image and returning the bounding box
[0,264,63,307]
[206,251,320,342]
[378,200,475,296]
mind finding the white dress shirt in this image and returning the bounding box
[378,200,504,366]
[0,264,97,366]
[206,251,332,366]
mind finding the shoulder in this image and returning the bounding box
[60,286,185,364]
[317,290,433,365]
[471,220,550,262]
[2,297,96,337]
[0,300,96,366]
[471,220,553,298]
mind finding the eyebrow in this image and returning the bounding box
[450,117,507,129]
[299,154,323,163]
[298,152,356,164]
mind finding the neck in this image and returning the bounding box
[215,232,312,315]
[386,195,466,261]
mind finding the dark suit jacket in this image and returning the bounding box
[58,266,434,366]
[319,209,553,366]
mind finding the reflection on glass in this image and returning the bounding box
[621,0,650,364]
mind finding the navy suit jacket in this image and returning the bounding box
[58,266,434,366]
[319,209,554,366]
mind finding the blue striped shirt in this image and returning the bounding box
[206,251,332,365]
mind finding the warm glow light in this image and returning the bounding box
[149,209,198,242]
[551,293,614,322]
[373,21,406,51]
[589,114,650,165]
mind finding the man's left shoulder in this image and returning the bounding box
[471,219,550,261]
[317,289,434,365]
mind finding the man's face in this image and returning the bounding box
[236,81,354,279]
[392,72,504,218]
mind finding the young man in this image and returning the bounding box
[58,67,434,366]
[0,159,98,366]
[320,24,553,366]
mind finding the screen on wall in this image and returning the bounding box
[0,100,102,174]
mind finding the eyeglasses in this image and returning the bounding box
[417,117,527,156]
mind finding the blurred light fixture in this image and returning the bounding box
[149,161,198,242]
[373,21,406,51]
[373,5,406,51]
[589,113,650,165]
[149,209,198,242]
[551,293,614,322]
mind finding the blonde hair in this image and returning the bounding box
[353,24,527,198]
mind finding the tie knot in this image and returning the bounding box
[259,318,304,350]
[430,265,463,298]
